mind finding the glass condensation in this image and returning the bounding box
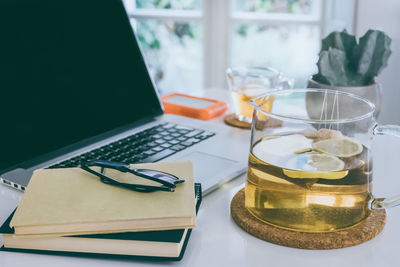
[231,24,319,87]
[131,19,203,94]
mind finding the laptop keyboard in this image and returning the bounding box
[49,122,215,168]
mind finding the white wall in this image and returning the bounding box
[356,0,400,124]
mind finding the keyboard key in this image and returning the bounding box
[103,151,112,157]
[166,128,178,133]
[185,130,203,138]
[161,143,172,148]
[126,150,136,157]
[144,129,157,135]
[163,136,174,141]
[169,140,180,145]
[120,158,130,164]
[154,139,166,144]
[186,137,201,143]
[112,148,122,154]
[175,125,193,131]
[171,133,181,138]
[181,141,194,147]
[143,136,154,142]
[196,131,215,139]
[140,149,176,163]
[133,148,143,154]
[137,152,147,158]
[144,150,156,156]
[120,147,131,153]
[147,142,158,147]
[129,140,140,147]
[171,144,185,151]
[177,137,187,141]
[178,129,190,134]
[128,156,141,163]
[114,155,124,161]
[152,146,164,152]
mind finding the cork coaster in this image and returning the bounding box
[231,188,386,250]
[224,113,283,130]
[224,114,252,129]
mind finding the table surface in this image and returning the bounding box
[1,89,400,267]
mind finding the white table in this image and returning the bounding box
[1,89,400,267]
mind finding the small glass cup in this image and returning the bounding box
[226,66,293,123]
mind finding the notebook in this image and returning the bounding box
[10,161,196,235]
[0,184,201,261]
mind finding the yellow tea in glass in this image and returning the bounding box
[246,131,371,232]
[231,85,275,122]
[246,89,400,233]
[226,67,292,123]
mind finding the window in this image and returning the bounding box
[124,0,355,94]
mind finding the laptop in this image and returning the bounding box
[0,0,248,195]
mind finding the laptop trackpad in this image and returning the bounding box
[177,152,238,183]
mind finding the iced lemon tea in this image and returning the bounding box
[245,129,372,232]
[226,67,292,123]
[231,85,274,122]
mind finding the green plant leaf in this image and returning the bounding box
[321,30,357,60]
[352,30,392,85]
[311,73,330,85]
[317,48,349,86]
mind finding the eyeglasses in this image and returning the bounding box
[79,160,184,192]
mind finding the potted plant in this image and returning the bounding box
[308,30,392,117]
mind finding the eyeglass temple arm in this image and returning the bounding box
[130,169,183,187]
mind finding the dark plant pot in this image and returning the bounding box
[307,79,382,119]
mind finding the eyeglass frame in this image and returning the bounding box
[79,160,184,192]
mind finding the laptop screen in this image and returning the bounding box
[0,0,163,172]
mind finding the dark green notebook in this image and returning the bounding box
[0,184,201,261]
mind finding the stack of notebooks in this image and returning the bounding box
[0,161,201,261]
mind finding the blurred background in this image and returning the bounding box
[122,0,400,124]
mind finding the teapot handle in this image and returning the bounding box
[370,124,400,209]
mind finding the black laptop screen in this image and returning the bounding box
[0,0,163,171]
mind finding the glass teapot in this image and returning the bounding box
[246,88,400,232]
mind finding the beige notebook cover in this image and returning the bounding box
[10,161,195,235]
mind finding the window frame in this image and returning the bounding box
[124,0,356,92]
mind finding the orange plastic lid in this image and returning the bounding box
[161,93,228,120]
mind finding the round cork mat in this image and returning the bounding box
[224,114,252,129]
[224,113,283,130]
[231,188,386,250]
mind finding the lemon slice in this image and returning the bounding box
[283,153,347,179]
[312,137,363,158]
[308,153,345,171]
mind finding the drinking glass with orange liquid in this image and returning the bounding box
[226,67,293,123]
